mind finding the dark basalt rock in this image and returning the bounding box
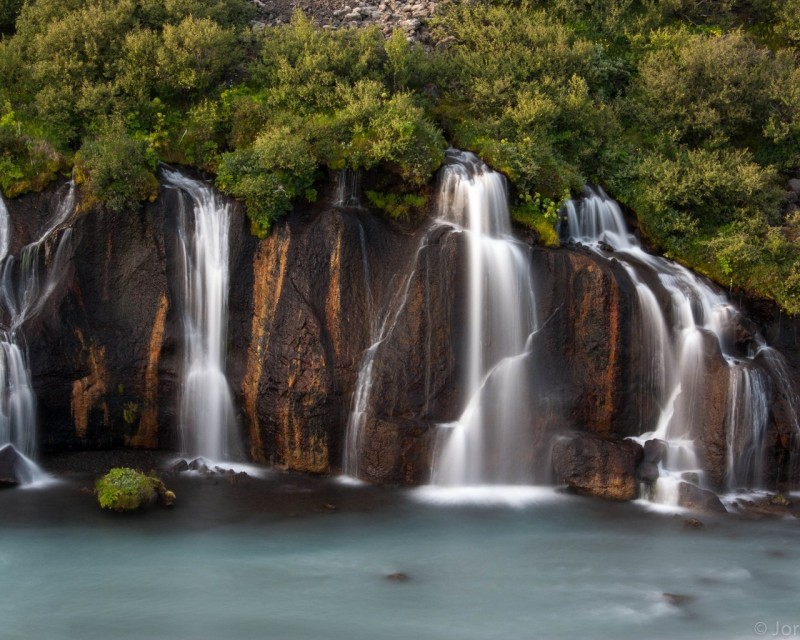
[386,572,411,582]
[637,461,660,484]
[677,482,727,514]
[643,439,668,464]
[663,593,695,607]
[5,174,800,491]
[0,445,32,487]
[551,434,644,501]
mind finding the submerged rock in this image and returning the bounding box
[551,434,643,501]
[386,572,410,582]
[663,593,695,607]
[683,517,704,529]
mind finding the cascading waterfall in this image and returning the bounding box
[563,188,799,494]
[725,366,769,488]
[344,150,539,483]
[432,151,538,485]
[0,183,76,484]
[163,170,238,462]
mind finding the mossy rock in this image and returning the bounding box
[95,467,175,511]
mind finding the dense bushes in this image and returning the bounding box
[75,120,159,213]
[0,0,798,312]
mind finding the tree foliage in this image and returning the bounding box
[0,0,799,312]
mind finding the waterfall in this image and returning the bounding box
[344,150,538,483]
[563,188,799,492]
[725,365,769,488]
[334,169,363,209]
[163,170,238,462]
[0,183,76,484]
[432,150,538,485]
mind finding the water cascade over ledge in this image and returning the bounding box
[0,183,76,484]
[343,150,539,485]
[563,188,800,495]
[432,151,538,485]
[163,170,239,462]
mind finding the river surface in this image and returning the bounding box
[1,464,798,640]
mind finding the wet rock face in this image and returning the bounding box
[551,434,644,501]
[0,445,31,487]
[19,182,252,453]
[18,190,170,451]
[677,330,731,491]
[530,248,654,440]
[236,203,398,474]
[6,176,800,489]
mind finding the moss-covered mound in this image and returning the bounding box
[95,467,175,511]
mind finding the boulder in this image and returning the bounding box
[677,482,727,514]
[637,461,660,484]
[0,445,35,488]
[94,467,175,511]
[551,434,644,500]
[643,439,668,464]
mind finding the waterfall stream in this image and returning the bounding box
[433,151,538,485]
[563,188,800,495]
[0,183,76,484]
[343,150,539,484]
[163,170,239,463]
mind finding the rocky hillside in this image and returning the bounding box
[250,0,441,40]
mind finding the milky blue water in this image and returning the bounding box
[1,484,798,640]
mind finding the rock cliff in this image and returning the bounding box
[5,173,800,490]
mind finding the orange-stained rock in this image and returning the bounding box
[552,433,644,500]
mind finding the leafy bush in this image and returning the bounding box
[365,190,427,220]
[633,147,782,247]
[76,121,159,213]
[511,191,567,247]
[0,102,63,197]
[216,126,318,236]
[95,467,174,511]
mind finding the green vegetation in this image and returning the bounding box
[95,467,175,511]
[1,0,798,312]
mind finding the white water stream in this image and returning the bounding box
[163,170,238,463]
[344,150,538,484]
[433,151,538,485]
[0,184,76,483]
[564,188,799,496]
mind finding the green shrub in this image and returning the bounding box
[216,126,318,236]
[95,467,174,511]
[365,190,427,220]
[511,191,567,247]
[76,121,159,212]
[633,147,782,247]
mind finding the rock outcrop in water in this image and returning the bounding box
[4,169,800,494]
[551,434,644,501]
